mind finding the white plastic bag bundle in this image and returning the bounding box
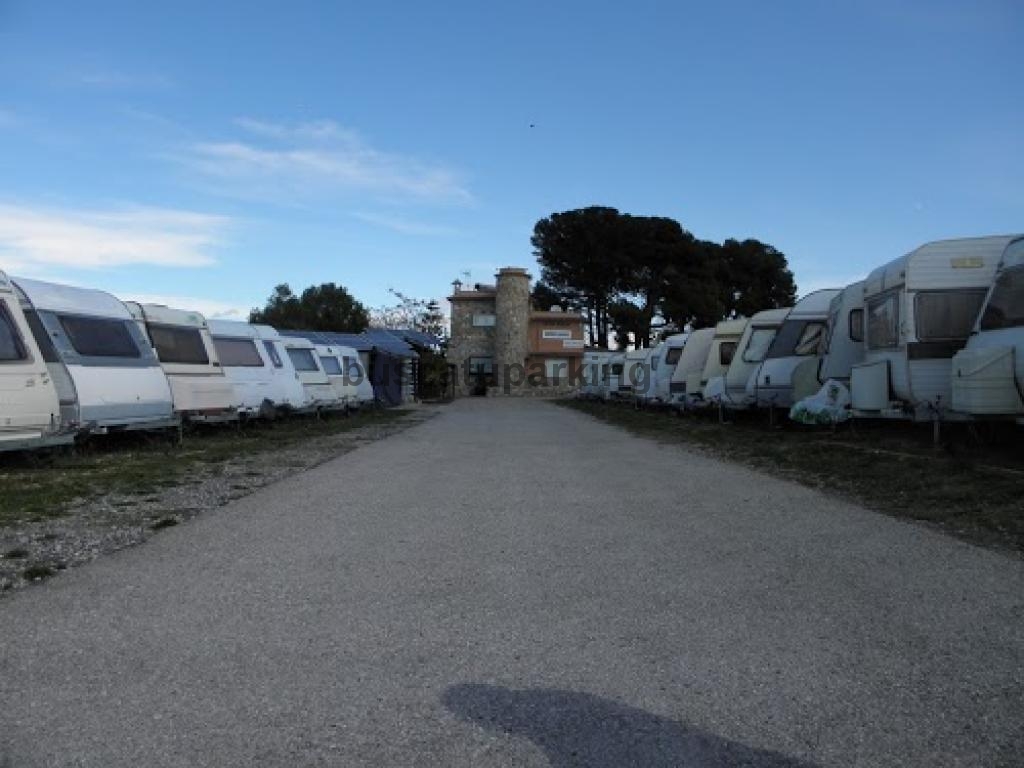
[789,379,852,425]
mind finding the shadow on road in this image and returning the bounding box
[443,683,818,767]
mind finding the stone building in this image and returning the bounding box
[447,267,585,397]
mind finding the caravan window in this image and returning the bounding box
[848,309,864,342]
[59,315,140,358]
[980,266,1024,330]
[0,304,27,362]
[214,337,264,367]
[286,347,319,372]
[665,346,683,365]
[719,341,736,366]
[24,310,59,363]
[915,290,987,342]
[263,341,283,368]
[742,328,776,362]
[866,292,899,349]
[766,320,826,359]
[611,362,624,375]
[319,355,343,375]
[148,325,209,365]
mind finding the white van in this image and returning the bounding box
[0,271,75,451]
[791,281,866,403]
[951,236,1024,420]
[750,289,840,409]
[209,320,307,418]
[708,308,790,409]
[668,327,715,409]
[126,303,238,423]
[13,276,176,435]
[851,237,1004,421]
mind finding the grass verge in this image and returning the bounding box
[558,400,1024,553]
[0,409,411,527]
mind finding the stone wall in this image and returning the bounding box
[494,267,531,393]
[446,294,496,397]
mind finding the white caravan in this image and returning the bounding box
[623,346,658,403]
[750,289,840,409]
[13,277,176,434]
[668,327,715,409]
[580,350,611,398]
[278,334,339,411]
[250,325,324,414]
[648,333,689,405]
[951,236,1024,420]
[850,237,1004,421]
[707,308,790,409]
[0,271,75,450]
[314,344,356,411]
[126,303,238,423]
[791,281,866,403]
[603,352,626,399]
[339,346,374,408]
[208,320,306,418]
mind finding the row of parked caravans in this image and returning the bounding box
[0,272,376,453]
[580,235,1024,424]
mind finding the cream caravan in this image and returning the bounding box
[708,309,789,409]
[851,237,1004,421]
[13,277,176,434]
[750,290,840,409]
[668,327,714,409]
[314,344,356,411]
[951,236,1024,420]
[126,303,238,423]
[0,271,75,450]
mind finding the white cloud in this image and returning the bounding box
[0,204,228,270]
[351,211,460,237]
[186,119,473,205]
[117,292,254,320]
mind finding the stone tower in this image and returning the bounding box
[494,267,531,392]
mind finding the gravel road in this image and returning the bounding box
[1,398,1021,767]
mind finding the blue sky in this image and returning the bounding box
[0,0,1020,320]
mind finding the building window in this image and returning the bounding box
[541,329,572,339]
[915,290,987,342]
[468,356,493,374]
[545,358,569,381]
[472,314,496,327]
[59,315,141,358]
[148,324,210,365]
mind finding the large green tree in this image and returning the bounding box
[715,239,797,319]
[249,283,369,331]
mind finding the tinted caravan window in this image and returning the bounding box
[980,267,1024,331]
[23,310,58,363]
[665,346,683,365]
[742,328,776,362]
[848,308,864,342]
[719,341,736,366]
[214,337,264,367]
[263,341,283,368]
[287,347,319,372]
[0,304,27,362]
[866,292,899,349]
[915,290,987,342]
[149,325,209,365]
[766,320,826,359]
[59,315,140,358]
[319,355,343,375]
